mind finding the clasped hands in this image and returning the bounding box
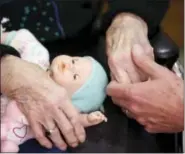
[1,13,183,152]
[106,13,184,133]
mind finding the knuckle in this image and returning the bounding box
[70,117,79,125]
[63,127,74,135]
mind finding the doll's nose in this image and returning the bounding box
[61,63,71,71]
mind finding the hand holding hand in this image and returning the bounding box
[106,13,154,83]
[107,45,184,133]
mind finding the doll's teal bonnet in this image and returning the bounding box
[71,56,108,113]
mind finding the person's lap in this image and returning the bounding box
[18,36,160,153]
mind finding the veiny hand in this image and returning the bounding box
[106,13,154,83]
[107,45,184,133]
[1,55,86,150]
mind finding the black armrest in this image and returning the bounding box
[150,30,182,153]
[150,30,180,70]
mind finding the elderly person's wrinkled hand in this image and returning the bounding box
[106,13,154,83]
[1,55,86,150]
[107,45,184,133]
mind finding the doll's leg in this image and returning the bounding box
[1,140,19,153]
[80,111,107,127]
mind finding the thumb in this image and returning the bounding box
[131,44,167,79]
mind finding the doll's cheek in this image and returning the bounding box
[52,74,66,86]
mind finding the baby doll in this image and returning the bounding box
[1,29,108,152]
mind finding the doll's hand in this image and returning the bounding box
[80,111,107,127]
[88,111,107,123]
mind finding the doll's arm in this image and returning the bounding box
[80,111,107,127]
[1,29,50,70]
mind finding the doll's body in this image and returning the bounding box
[1,97,33,152]
[1,29,108,152]
[1,96,106,153]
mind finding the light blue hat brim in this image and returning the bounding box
[71,57,108,113]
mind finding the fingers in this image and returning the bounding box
[61,99,86,143]
[44,116,67,150]
[107,80,155,107]
[30,119,52,149]
[108,56,131,83]
[131,44,170,79]
[52,108,79,148]
[111,96,130,109]
[48,128,67,150]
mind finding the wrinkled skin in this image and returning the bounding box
[1,55,86,150]
[106,13,154,84]
[107,44,184,133]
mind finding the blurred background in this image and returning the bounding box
[161,0,184,66]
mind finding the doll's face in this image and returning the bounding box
[50,55,92,95]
